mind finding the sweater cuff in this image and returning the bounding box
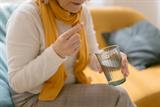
[46,46,66,67]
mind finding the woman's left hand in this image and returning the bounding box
[120,52,130,77]
[89,52,130,77]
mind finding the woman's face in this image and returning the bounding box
[57,0,86,13]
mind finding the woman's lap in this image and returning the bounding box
[20,84,135,107]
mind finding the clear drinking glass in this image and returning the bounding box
[96,45,126,86]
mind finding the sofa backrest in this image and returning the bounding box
[0,3,17,43]
[0,3,17,107]
[90,6,145,48]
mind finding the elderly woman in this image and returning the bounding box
[6,0,135,107]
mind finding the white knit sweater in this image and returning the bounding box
[6,0,99,94]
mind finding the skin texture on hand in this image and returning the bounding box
[53,23,83,58]
[120,52,130,77]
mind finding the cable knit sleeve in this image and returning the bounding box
[6,5,65,93]
[82,5,100,54]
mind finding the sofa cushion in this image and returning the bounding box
[0,3,17,107]
[0,3,17,43]
[103,20,160,70]
[0,42,14,107]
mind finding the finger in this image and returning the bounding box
[122,53,130,75]
[121,61,129,77]
[122,63,128,76]
[73,40,80,49]
[96,61,103,73]
[121,52,127,67]
[121,56,127,76]
[64,34,80,51]
[65,39,80,56]
[62,23,83,40]
[125,59,130,75]
[120,52,130,77]
[125,64,130,76]
[72,44,80,55]
[68,33,80,46]
[72,41,80,50]
[93,54,103,73]
[68,37,80,51]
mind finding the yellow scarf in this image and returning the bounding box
[36,0,89,101]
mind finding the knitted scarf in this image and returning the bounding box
[36,0,89,101]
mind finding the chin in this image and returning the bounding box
[70,10,81,13]
[70,7,82,13]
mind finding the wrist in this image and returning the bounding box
[52,44,65,59]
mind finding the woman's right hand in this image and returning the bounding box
[53,23,83,58]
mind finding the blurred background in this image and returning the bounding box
[89,0,160,29]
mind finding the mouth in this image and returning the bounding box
[72,2,82,6]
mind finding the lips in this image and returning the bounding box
[72,2,82,6]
